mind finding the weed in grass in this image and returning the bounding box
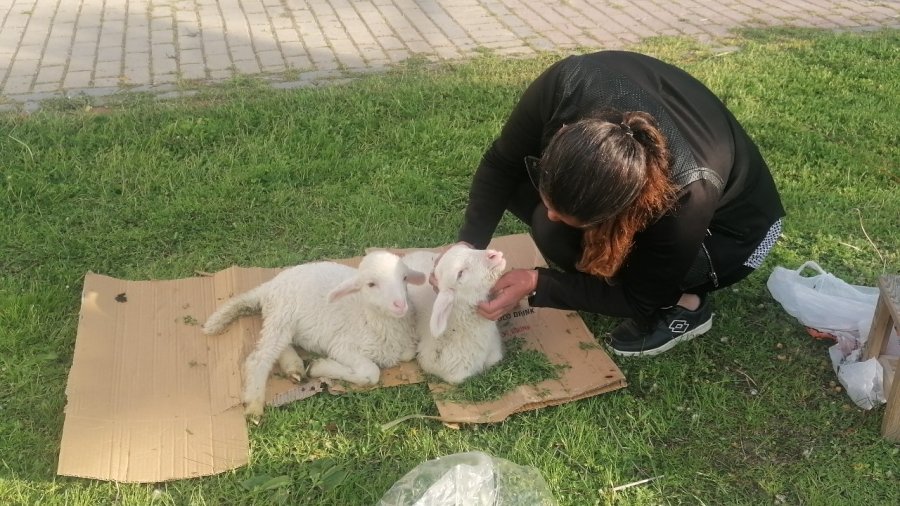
[433,337,569,404]
[282,67,303,81]
[240,474,293,505]
[39,94,94,112]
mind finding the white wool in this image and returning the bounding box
[202,250,425,417]
[404,245,506,384]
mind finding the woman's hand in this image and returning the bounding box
[477,269,538,320]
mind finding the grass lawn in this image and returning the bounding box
[1,28,899,505]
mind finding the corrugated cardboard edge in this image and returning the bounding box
[266,360,425,406]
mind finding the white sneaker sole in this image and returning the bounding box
[611,316,713,357]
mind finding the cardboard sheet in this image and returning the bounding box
[58,233,626,482]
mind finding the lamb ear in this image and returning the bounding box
[430,289,455,337]
[327,277,360,302]
[405,269,426,286]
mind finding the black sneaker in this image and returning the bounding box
[608,297,713,357]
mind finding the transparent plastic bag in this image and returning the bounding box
[837,357,885,410]
[376,451,557,506]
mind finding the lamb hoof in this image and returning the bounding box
[243,400,265,421]
[306,363,324,379]
[279,353,305,378]
[289,373,304,383]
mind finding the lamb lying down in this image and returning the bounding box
[404,245,507,384]
[202,251,425,417]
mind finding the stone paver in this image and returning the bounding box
[0,0,898,105]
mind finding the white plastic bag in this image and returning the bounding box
[376,451,557,506]
[837,358,885,410]
[766,261,879,341]
[767,261,891,410]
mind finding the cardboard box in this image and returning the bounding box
[58,234,626,482]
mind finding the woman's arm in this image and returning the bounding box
[457,59,570,248]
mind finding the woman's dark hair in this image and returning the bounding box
[539,109,677,278]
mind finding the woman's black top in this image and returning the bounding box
[457,50,785,318]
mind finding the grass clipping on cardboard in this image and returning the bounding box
[430,337,571,404]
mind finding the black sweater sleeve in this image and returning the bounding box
[457,60,567,248]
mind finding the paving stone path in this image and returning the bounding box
[1,0,898,106]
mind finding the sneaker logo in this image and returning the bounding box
[669,319,690,334]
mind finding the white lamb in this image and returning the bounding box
[202,250,426,417]
[404,244,507,384]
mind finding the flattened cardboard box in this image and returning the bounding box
[59,234,626,483]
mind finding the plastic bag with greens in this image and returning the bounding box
[377,451,557,506]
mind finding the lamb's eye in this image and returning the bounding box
[456,270,464,280]
[402,275,408,282]
[367,282,376,288]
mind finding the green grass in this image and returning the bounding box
[2,28,899,505]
